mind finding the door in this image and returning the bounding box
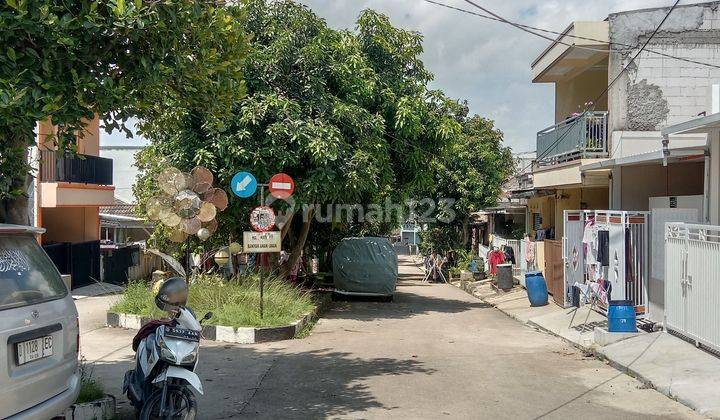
[563,211,585,307]
[545,240,565,306]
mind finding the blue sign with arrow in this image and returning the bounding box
[231,171,258,198]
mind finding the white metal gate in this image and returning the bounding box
[562,210,649,313]
[665,223,720,353]
[563,211,585,307]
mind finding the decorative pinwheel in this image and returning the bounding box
[145,166,228,242]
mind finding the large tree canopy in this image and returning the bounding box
[0,0,247,223]
[135,0,465,270]
[423,112,514,251]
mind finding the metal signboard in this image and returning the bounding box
[269,173,295,199]
[231,171,258,198]
[243,231,281,253]
[250,206,276,232]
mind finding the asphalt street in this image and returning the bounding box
[79,257,700,419]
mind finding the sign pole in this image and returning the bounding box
[259,184,265,319]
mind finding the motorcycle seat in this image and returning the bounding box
[132,319,177,352]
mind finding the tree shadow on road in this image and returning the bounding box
[232,346,436,419]
[329,288,491,321]
[89,343,435,419]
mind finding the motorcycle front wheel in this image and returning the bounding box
[140,385,197,420]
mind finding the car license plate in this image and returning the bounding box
[16,336,53,365]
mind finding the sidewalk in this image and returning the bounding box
[452,279,720,419]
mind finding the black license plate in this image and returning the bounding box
[165,327,200,342]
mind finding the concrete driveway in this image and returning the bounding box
[79,257,700,419]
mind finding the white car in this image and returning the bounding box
[0,225,80,419]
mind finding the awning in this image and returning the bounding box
[476,203,527,215]
[580,147,707,171]
[662,112,720,138]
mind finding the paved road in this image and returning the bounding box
[80,257,700,419]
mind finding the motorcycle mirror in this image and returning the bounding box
[203,312,213,321]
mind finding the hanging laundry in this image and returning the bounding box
[597,230,610,267]
[503,246,516,265]
[524,235,535,263]
[488,249,506,275]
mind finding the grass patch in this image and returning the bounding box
[76,359,105,404]
[111,272,316,328]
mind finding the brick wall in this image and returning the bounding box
[608,2,720,132]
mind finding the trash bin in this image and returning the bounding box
[608,300,637,333]
[525,271,548,307]
[496,263,513,291]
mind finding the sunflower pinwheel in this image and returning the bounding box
[146,166,228,242]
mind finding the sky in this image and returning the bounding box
[103,0,708,152]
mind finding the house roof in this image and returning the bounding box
[100,198,137,218]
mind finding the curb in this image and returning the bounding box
[107,292,332,344]
[64,394,116,420]
[450,280,713,417]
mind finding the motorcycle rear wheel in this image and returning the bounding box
[140,385,197,420]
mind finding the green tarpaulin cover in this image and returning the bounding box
[332,237,398,295]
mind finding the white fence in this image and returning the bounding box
[492,236,522,275]
[665,223,720,353]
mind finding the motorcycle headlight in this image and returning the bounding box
[181,347,198,364]
[157,336,176,363]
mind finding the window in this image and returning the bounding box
[0,234,67,311]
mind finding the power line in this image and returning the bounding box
[422,0,720,70]
[512,0,682,177]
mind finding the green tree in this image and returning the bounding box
[0,0,247,223]
[424,111,514,250]
[135,0,463,273]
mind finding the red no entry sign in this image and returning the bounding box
[269,173,295,200]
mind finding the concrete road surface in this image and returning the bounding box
[79,257,701,419]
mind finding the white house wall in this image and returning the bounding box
[99,146,145,203]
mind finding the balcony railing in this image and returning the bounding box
[536,111,609,166]
[40,150,113,185]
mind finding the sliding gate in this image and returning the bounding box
[563,210,649,313]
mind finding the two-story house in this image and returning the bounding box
[34,116,115,289]
[527,1,720,315]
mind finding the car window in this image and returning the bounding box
[0,234,67,310]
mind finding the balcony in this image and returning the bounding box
[39,150,115,207]
[536,112,609,166]
[40,150,113,185]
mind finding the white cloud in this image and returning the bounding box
[299,0,710,151]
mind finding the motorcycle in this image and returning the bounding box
[123,278,212,419]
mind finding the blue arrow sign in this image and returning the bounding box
[231,171,258,198]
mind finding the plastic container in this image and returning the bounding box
[525,271,548,307]
[496,264,514,291]
[607,300,637,333]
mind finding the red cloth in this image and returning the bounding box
[488,250,506,275]
[132,319,176,352]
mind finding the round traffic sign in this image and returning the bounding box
[269,173,295,200]
[250,206,276,232]
[231,171,257,198]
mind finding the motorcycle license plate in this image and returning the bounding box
[165,327,200,342]
[16,336,53,365]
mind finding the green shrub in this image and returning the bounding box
[111,272,315,328]
[76,358,105,404]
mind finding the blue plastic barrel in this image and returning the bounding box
[607,300,637,333]
[525,271,548,307]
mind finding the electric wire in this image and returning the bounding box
[510,0,682,177]
[422,0,720,69]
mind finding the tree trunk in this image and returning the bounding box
[461,218,470,249]
[0,135,33,225]
[281,207,314,278]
